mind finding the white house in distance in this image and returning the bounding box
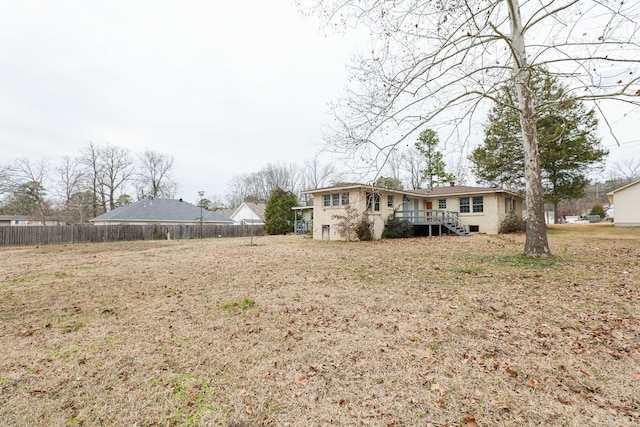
[0,215,64,226]
[607,179,640,227]
[303,183,524,240]
[222,202,266,226]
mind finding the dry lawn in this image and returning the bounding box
[0,224,638,426]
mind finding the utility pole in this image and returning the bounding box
[198,190,205,238]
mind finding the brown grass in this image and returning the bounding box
[0,224,638,426]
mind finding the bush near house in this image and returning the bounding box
[499,215,526,234]
[355,216,373,241]
[382,217,414,239]
[589,204,606,218]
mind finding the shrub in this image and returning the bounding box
[589,204,606,218]
[382,217,414,239]
[355,216,373,241]
[499,215,526,233]
[332,203,360,241]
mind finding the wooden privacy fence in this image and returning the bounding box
[0,224,264,246]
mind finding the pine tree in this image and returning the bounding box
[264,188,298,235]
[414,129,454,189]
[470,71,608,223]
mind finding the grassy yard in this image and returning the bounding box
[0,224,638,426]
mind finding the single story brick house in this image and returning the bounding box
[91,197,233,225]
[303,183,523,240]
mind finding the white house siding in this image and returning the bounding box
[610,180,640,227]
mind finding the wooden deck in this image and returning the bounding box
[395,209,470,236]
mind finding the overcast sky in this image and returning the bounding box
[0,0,362,203]
[1,1,639,205]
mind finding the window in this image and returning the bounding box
[459,197,470,213]
[469,225,480,232]
[438,199,447,209]
[366,192,380,211]
[325,192,350,207]
[387,195,394,208]
[472,196,484,213]
[505,198,515,215]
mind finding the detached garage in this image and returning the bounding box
[607,179,640,227]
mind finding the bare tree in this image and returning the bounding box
[401,146,427,190]
[80,141,107,217]
[301,157,343,204]
[301,0,640,256]
[303,157,341,190]
[99,144,135,210]
[227,162,306,207]
[55,156,88,224]
[380,149,403,184]
[264,162,303,197]
[610,158,640,184]
[226,174,251,209]
[79,142,135,214]
[135,149,177,199]
[0,163,12,208]
[3,158,51,222]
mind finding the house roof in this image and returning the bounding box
[90,198,234,223]
[304,183,522,199]
[407,185,521,197]
[240,202,266,221]
[606,179,640,195]
[227,202,267,223]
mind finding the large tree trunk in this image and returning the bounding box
[507,0,551,257]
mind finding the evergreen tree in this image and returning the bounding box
[414,129,454,189]
[2,181,51,221]
[470,71,608,223]
[264,188,298,235]
[374,176,403,190]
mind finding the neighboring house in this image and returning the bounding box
[224,202,266,225]
[607,179,640,227]
[90,197,233,225]
[0,215,64,226]
[304,183,524,240]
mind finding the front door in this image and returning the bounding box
[426,201,432,219]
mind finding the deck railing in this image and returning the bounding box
[395,209,470,235]
[294,220,312,234]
